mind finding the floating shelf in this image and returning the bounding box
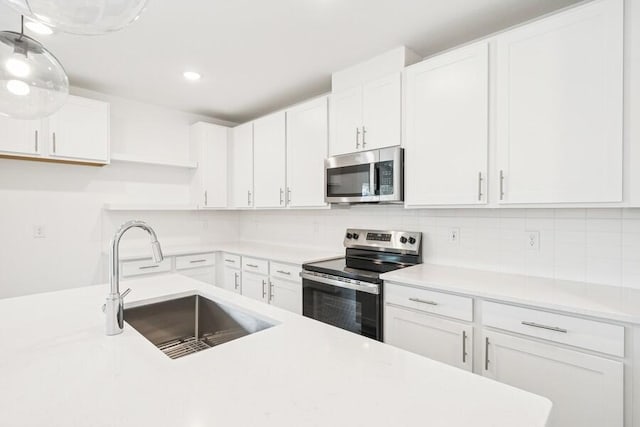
[103,203,200,211]
[110,153,198,169]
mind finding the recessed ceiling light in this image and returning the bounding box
[24,20,53,36]
[183,71,201,81]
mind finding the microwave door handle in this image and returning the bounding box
[370,163,377,196]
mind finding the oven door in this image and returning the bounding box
[301,271,381,341]
[325,150,379,203]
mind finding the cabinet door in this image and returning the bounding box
[48,95,110,163]
[362,73,402,150]
[0,116,42,156]
[229,122,254,208]
[482,330,623,427]
[253,111,286,208]
[191,122,228,208]
[286,97,328,207]
[222,267,241,294]
[242,271,268,302]
[269,277,302,314]
[405,43,488,206]
[496,0,623,204]
[385,304,472,371]
[329,86,362,156]
[178,266,216,285]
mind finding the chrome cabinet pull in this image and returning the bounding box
[247,190,252,206]
[287,187,292,205]
[276,270,291,275]
[52,132,56,153]
[139,265,159,270]
[246,263,259,268]
[189,259,207,264]
[279,188,284,205]
[409,297,438,306]
[478,172,483,201]
[499,170,505,200]
[269,281,274,302]
[224,258,236,263]
[484,337,490,371]
[234,272,240,290]
[355,128,361,149]
[362,126,367,148]
[521,321,568,334]
[204,190,208,206]
[262,279,267,298]
[34,130,38,152]
[462,330,468,364]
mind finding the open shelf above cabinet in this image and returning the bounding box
[110,152,198,169]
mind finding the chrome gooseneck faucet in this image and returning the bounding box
[105,220,163,336]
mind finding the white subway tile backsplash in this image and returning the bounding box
[238,208,640,289]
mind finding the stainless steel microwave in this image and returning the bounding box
[325,146,403,204]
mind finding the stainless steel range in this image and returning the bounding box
[301,229,422,341]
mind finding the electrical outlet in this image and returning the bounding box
[449,228,460,245]
[527,231,540,251]
[33,225,46,239]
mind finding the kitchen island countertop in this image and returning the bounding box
[0,274,551,427]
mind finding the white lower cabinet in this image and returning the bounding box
[482,330,623,427]
[242,271,269,302]
[385,304,472,371]
[269,277,302,314]
[178,266,216,285]
[222,266,242,294]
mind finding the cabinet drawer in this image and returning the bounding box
[270,261,301,281]
[242,256,269,275]
[175,252,215,270]
[121,258,172,277]
[222,253,241,268]
[179,266,216,285]
[482,301,624,357]
[385,283,473,322]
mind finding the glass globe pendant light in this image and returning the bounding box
[0,16,68,119]
[2,0,149,35]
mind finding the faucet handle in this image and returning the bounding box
[121,288,132,299]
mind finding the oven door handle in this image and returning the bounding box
[301,271,380,295]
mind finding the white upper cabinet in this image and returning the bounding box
[48,95,110,163]
[329,86,362,156]
[329,72,402,156]
[0,117,42,157]
[229,122,254,208]
[404,42,489,206]
[495,0,623,204]
[361,73,402,151]
[190,122,228,209]
[253,111,286,208]
[286,97,328,208]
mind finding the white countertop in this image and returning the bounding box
[381,263,640,324]
[0,274,551,427]
[116,241,341,265]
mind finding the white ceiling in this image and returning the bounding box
[0,0,581,123]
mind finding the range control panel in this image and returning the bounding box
[344,228,421,255]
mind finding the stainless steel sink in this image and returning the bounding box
[124,294,275,359]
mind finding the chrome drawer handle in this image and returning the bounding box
[276,270,291,275]
[189,259,207,264]
[521,321,567,334]
[139,265,159,270]
[409,297,438,306]
[224,259,236,263]
[246,264,259,268]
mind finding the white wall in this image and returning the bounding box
[0,88,239,299]
[239,207,640,289]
